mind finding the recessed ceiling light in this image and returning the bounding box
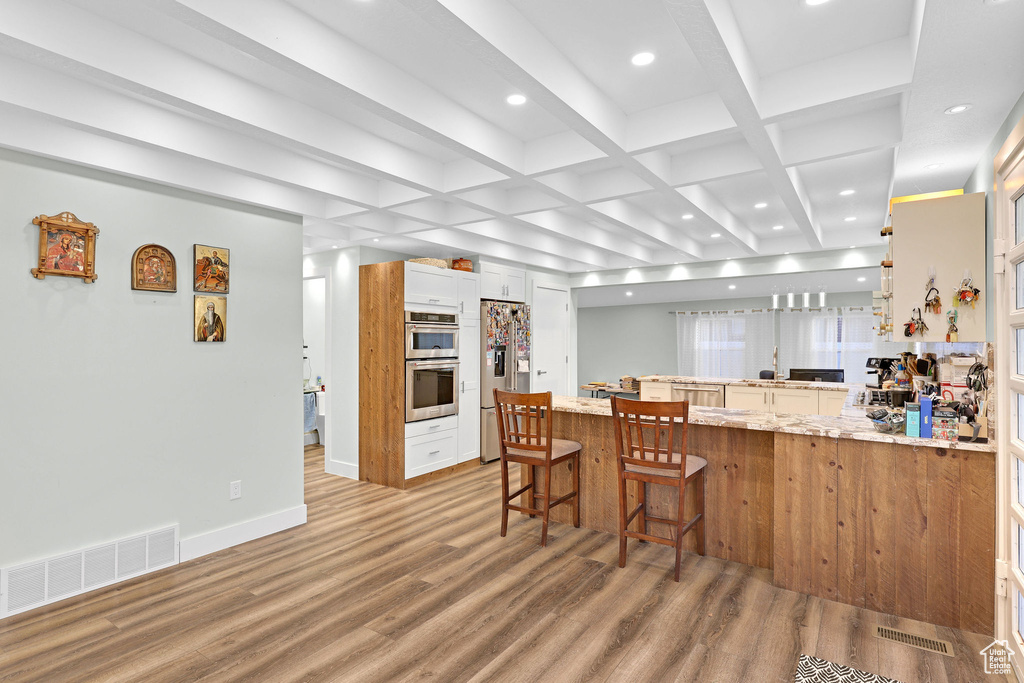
[944,104,972,115]
[332,245,341,249]
[681,213,694,220]
[726,257,733,260]
[710,233,721,238]
[805,0,831,5]
[506,94,527,106]
[772,225,784,231]
[839,189,855,196]
[625,291,633,296]
[844,216,857,222]
[925,162,944,170]
[372,238,380,242]
[728,285,736,290]
[784,251,790,255]
[849,245,856,249]
[631,52,655,66]
[857,277,866,282]
[754,202,768,209]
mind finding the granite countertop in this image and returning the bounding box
[639,375,855,392]
[552,395,996,453]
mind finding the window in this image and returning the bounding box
[676,310,773,379]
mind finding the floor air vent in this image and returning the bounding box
[1,525,178,619]
[874,625,954,657]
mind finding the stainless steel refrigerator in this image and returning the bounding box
[480,300,531,463]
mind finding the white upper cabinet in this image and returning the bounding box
[479,261,526,302]
[404,261,457,309]
[456,271,481,319]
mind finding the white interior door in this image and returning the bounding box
[531,283,569,396]
[996,119,1024,679]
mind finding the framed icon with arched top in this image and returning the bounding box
[131,244,176,292]
[30,212,99,283]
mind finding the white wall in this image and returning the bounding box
[302,246,411,479]
[0,149,304,568]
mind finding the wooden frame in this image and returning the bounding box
[193,244,229,293]
[30,212,99,283]
[131,244,176,292]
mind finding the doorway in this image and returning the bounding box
[303,275,329,472]
[531,282,570,395]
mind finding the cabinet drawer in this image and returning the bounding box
[405,415,458,440]
[640,382,672,402]
[405,430,458,479]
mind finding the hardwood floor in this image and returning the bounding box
[0,445,1006,682]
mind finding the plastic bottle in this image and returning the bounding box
[895,363,910,387]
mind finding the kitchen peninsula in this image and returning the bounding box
[532,394,995,635]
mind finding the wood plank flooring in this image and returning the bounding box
[0,445,1006,682]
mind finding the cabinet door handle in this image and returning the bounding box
[459,302,464,313]
[428,424,440,430]
[429,450,441,456]
[461,380,465,393]
[429,298,440,303]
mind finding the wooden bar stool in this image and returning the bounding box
[493,389,581,546]
[610,395,707,581]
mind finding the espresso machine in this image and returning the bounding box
[865,357,898,405]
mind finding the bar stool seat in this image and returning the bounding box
[506,438,582,460]
[623,452,707,479]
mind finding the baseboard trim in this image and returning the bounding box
[178,505,307,562]
[326,460,358,480]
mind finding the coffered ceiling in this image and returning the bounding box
[1,0,1022,272]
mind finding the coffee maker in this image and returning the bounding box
[865,358,897,389]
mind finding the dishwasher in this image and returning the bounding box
[670,383,726,407]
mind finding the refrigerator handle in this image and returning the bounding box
[510,318,517,392]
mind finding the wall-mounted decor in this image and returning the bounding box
[193,244,229,293]
[194,295,226,342]
[30,212,99,283]
[131,244,176,292]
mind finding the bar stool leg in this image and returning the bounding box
[695,469,706,556]
[541,463,553,547]
[617,470,629,568]
[527,465,536,518]
[572,455,580,528]
[674,479,687,582]
[500,457,510,538]
[637,481,647,542]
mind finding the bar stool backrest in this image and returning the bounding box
[610,396,689,473]
[493,389,553,462]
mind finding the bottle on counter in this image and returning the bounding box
[894,363,910,388]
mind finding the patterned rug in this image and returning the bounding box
[795,654,904,683]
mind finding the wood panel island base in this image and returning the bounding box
[530,397,995,636]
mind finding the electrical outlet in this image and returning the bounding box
[229,480,242,500]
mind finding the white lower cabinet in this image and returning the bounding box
[639,381,672,402]
[769,388,820,415]
[818,391,847,417]
[405,424,458,479]
[724,385,770,411]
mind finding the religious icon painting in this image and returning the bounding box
[30,211,99,283]
[193,244,229,293]
[195,295,227,343]
[131,244,176,292]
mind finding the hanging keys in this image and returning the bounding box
[924,286,942,314]
[954,277,981,309]
[946,309,958,343]
[904,307,927,337]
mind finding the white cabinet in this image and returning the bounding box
[725,385,770,411]
[770,388,820,415]
[458,318,481,463]
[456,271,480,319]
[404,261,457,309]
[479,262,526,302]
[818,391,847,417]
[640,381,672,402]
[405,429,458,479]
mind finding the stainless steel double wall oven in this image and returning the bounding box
[405,311,459,422]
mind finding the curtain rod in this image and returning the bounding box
[669,305,878,315]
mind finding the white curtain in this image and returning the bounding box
[676,310,774,379]
[839,306,881,384]
[779,308,841,375]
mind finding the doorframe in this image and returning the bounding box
[302,268,333,477]
[994,112,1024,679]
[531,280,571,396]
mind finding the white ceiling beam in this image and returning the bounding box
[458,220,630,270]
[516,211,656,264]
[403,0,758,254]
[146,0,528,174]
[777,105,903,168]
[401,228,586,272]
[587,199,705,260]
[0,0,446,192]
[0,104,327,217]
[626,94,736,153]
[673,185,759,255]
[664,0,822,249]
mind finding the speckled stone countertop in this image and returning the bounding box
[552,395,996,453]
[639,375,855,392]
